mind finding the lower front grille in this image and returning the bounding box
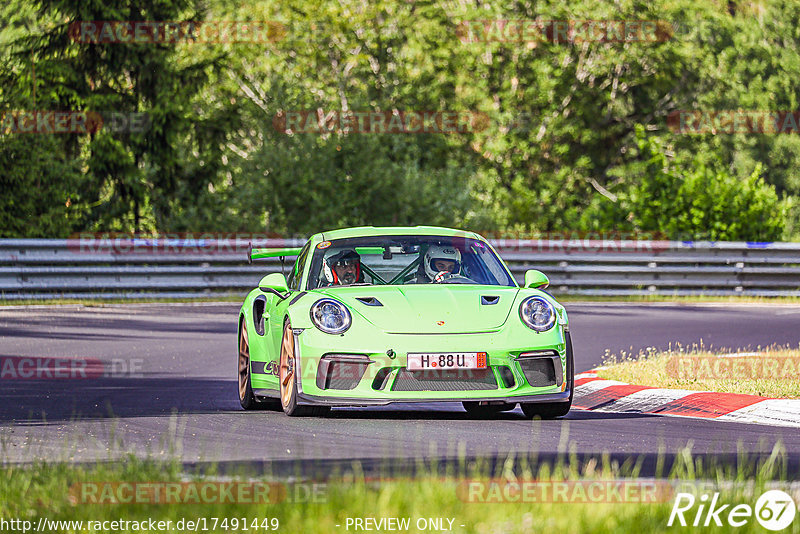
[391,368,498,391]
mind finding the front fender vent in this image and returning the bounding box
[253,296,267,336]
[480,295,500,305]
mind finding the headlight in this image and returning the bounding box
[519,296,556,332]
[310,298,352,334]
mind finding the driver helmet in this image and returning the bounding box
[323,249,361,285]
[423,245,461,280]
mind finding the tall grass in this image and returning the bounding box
[600,342,800,398]
[1,442,798,533]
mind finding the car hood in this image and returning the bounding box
[314,285,520,334]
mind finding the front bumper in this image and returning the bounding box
[262,321,570,406]
[291,390,571,407]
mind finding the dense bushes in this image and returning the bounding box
[0,0,796,240]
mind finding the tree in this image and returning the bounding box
[2,0,237,234]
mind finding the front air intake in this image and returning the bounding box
[316,354,371,390]
[517,351,563,387]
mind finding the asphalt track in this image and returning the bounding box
[1,302,800,476]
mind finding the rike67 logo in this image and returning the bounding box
[669,490,797,530]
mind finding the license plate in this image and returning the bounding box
[406,352,487,370]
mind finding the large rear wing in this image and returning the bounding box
[248,243,302,264]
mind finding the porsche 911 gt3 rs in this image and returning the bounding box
[237,226,573,418]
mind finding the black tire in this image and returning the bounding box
[462,401,516,418]
[279,319,330,417]
[521,331,574,419]
[238,320,280,410]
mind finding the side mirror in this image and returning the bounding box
[259,273,289,293]
[524,269,550,289]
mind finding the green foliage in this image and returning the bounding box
[0,0,797,240]
[0,135,84,237]
[619,126,785,240]
[1,0,237,234]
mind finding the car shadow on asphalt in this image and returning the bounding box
[324,405,657,422]
[0,370,659,426]
[0,377,239,425]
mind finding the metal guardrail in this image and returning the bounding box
[1,238,799,299]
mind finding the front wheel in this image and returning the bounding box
[279,319,330,417]
[521,331,574,420]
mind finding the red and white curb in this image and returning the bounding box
[573,370,800,428]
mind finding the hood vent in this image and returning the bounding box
[480,295,500,305]
[356,296,383,307]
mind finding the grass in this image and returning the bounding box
[1,446,798,534]
[599,343,800,398]
[0,296,244,307]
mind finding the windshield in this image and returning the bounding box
[306,235,516,289]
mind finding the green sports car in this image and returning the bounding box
[237,226,573,418]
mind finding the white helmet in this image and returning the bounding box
[424,245,461,280]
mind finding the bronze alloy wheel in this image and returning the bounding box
[279,321,295,409]
[278,319,330,417]
[238,324,251,403]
